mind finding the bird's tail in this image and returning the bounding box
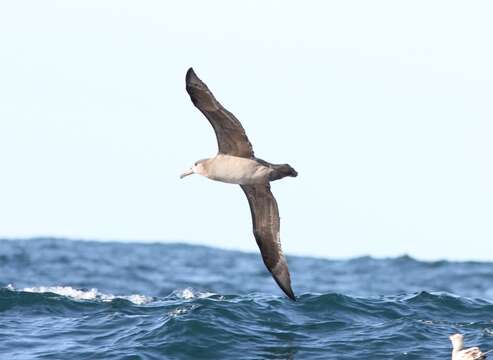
[269,164,298,182]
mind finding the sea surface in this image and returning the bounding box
[1,238,492,359]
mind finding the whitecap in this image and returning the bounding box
[173,288,218,300]
[6,284,152,305]
[177,288,195,300]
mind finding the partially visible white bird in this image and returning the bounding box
[450,334,490,360]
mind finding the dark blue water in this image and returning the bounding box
[1,238,492,359]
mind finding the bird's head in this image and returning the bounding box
[449,334,464,350]
[180,159,209,179]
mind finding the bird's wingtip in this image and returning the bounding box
[186,67,199,84]
[271,262,296,301]
[279,281,296,301]
[286,288,297,301]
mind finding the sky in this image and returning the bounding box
[0,1,492,261]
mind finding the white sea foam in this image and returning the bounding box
[168,306,196,317]
[177,288,195,300]
[173,288,219,300]
[6,284,152,305]
[167,303,201,318]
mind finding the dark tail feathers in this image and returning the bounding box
[269,164,298,182]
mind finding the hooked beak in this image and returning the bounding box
[180,168,194,179]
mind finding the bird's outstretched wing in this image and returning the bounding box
[186,68,254,159]
[241,184,295,300]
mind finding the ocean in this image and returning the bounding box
[0,238,492,359]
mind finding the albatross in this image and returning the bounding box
[450,334,490,360]
[180,68,298,300]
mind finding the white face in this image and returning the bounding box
[192,161,206,176]
[180,159,208,179]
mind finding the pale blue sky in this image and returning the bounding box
[1,1,492,260]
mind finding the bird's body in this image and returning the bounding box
[450,334,488,360]
[180,68,297,300]
[199,155,272,185]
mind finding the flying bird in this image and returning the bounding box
[180,68,298,300]
[450,334,490,360]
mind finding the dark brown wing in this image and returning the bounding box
[241,184,295,300]
[186,68,254,158]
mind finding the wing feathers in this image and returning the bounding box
[241,184,295,300]
[186,68,254,158]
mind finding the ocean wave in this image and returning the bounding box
[2,239,493,359]
[1,286,493,359]
[4,284,153,305]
